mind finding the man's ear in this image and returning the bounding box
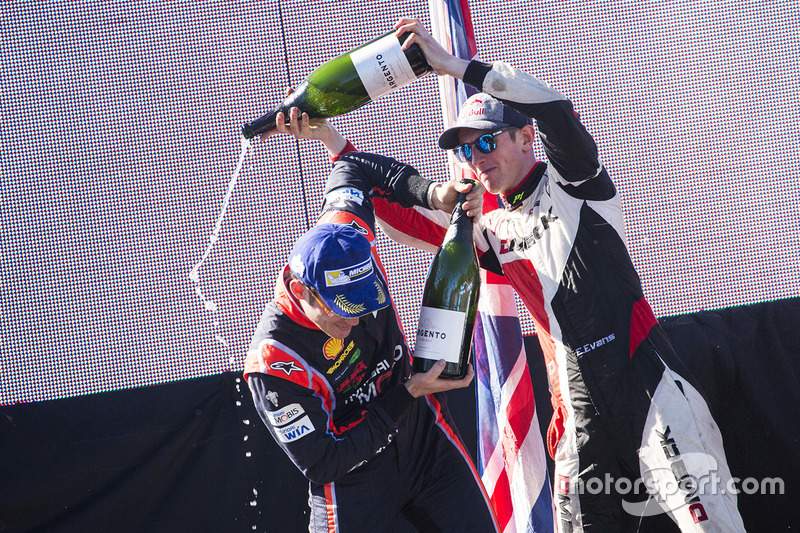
[519,124,536,150]
[288,278,306,300]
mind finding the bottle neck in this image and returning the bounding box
[445,190,473,244]
[398,33,432,77]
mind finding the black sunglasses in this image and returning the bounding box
[452,129,508,163]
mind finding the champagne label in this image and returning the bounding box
[350,34,417,101]
[414,306,466,364]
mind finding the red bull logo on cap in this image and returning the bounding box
[462,98,485,117]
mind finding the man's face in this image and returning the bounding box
[294,281,360,339]
[456,127,529,195]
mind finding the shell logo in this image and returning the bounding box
[323,338,344,360]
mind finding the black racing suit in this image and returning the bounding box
[371,60,745,532]
[245,153,499,532]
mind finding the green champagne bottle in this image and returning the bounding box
[412,181,480,379]
[242,30,431,139]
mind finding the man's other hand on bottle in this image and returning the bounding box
[404,361,475,398]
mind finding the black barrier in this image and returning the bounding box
[2,297,798,532]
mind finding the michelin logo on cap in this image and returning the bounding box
[324,258,373,287]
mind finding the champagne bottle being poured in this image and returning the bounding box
[242,30,432,139]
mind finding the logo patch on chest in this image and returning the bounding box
[323,338,344,360]
[499,207,558,253]
[327,341,358,375]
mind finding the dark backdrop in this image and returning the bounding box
[2,297,798,532]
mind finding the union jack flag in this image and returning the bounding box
[427,1,555,531]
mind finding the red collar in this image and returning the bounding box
[500,161,545,211]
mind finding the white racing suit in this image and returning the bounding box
[373,60,745,532]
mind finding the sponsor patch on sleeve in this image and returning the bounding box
[268,403,305,427]
[275,415,316,443]
[326,187,364,207]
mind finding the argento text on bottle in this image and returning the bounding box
[375,55,398,90]
[417,328,446,340]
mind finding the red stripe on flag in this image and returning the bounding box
[483,191,501,212]
[490,466,514,530]
[505,363,536,455]
[458,0,479,58]
[484,269,508,285]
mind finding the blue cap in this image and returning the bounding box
[288,223,390,319]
